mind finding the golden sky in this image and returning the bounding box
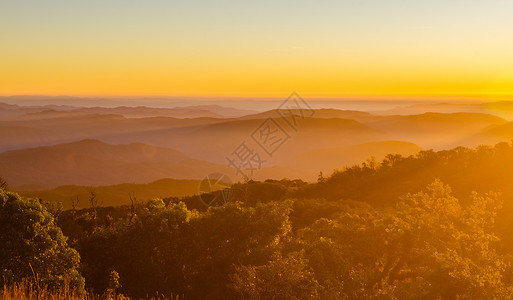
[1,0,512,99]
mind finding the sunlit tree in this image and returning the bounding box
[0,190,84,291]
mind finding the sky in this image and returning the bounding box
[1,0,512,99]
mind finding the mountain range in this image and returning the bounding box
[3,100,513,191]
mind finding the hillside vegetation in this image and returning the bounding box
[4,142,513,298]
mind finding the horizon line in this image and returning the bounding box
[1,93,512,102]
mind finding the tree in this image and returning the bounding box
[184,201,293,298]
[79,200,193,297]
[295,181,511,299]
[297,202,386,299]
[378,180,509,298]
[231,251,320,299]
[70,195,80,211]
[88,190,101,220]
[0,190,84,291]
[128,192,138,223]
[0,176,8,191]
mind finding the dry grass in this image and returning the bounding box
[1,280,97,300]
[1,280,181,300]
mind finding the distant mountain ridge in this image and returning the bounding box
[17,178,206,208]
[0,101,257,119]
[0,139,233,188]
[377,101,513,120]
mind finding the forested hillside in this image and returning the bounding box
[3,142,513,299]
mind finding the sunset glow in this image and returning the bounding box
[2,0,512,99]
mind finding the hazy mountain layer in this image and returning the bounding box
[0,140,232,188]
[1,103,513,188]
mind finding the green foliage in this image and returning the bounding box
[77,200,293,298]
[384,180,508,298]
[107,270,121,292]
[7,143,513,299]
[295,180,510,299]
[231,251,320,299]
[298,142,513,207]
[0,190,84,291]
